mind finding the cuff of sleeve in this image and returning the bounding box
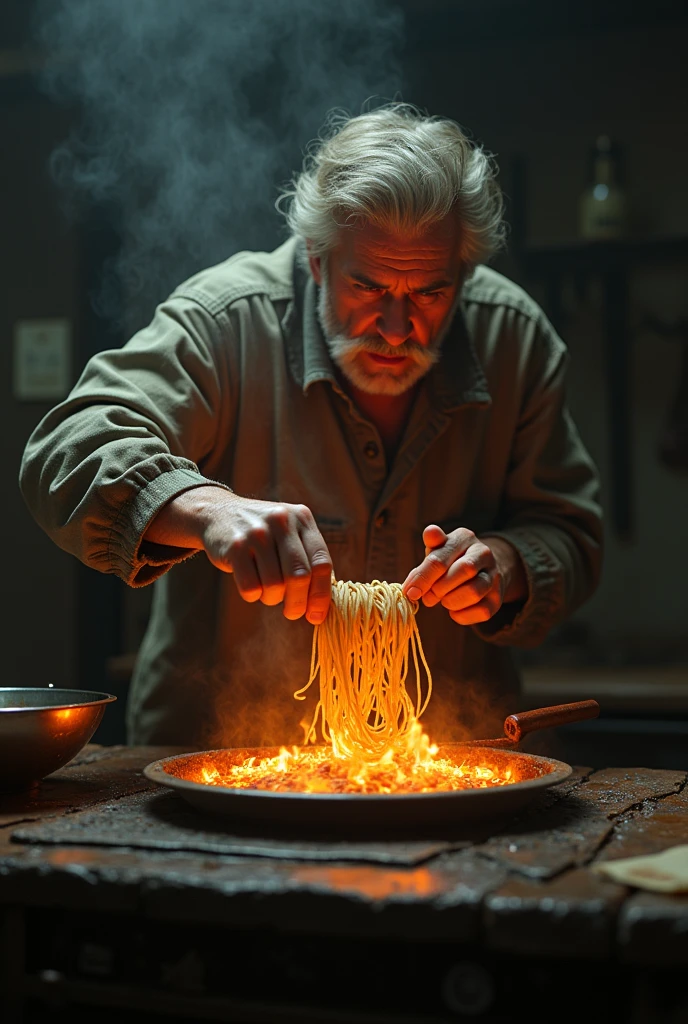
[473,527,564,647]
[107,467,232,586]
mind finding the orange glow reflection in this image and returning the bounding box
[52,708,76,722]
[48,706,89,737]
[292,865,441,899]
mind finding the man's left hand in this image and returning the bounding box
[401,525,527,625]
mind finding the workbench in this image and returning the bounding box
[1,745,687,1023]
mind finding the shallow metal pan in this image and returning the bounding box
[144,743,573,829]
[144,702,598,829]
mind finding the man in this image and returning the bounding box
[20,104,603,747]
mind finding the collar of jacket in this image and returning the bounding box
[284,242,491,413]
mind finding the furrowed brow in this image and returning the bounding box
[417,279,452,293]
[350,274,453,291]
[350,273,385,288]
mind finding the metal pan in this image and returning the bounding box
[144,745,572,828]
[144,701,598,829]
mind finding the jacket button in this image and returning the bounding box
[364,441,379,459]
[375,511,387,529]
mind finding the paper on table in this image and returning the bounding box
[592,844,688,893]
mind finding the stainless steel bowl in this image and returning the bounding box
[0,687,117,791]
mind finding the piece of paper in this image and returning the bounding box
[592,844,688,893]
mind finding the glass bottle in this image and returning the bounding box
[578,135,628,240]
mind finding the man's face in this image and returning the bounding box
[310,219,463,396]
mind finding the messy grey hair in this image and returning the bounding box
[277,103,506,268]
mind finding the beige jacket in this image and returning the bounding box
[20,239,603,746]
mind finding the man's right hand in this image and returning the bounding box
[144,486,333,624]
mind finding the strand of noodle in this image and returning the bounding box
[294,579,433,764]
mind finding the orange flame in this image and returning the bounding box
[194,719,519,795]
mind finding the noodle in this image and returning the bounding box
[294,579,433,764]
[189,578,521,794]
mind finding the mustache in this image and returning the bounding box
[328,334,438,364]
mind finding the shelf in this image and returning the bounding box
[516,234,688,541]
[521,234,688,274]
[522,664,688,714]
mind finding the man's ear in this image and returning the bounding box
[306,243,322,286]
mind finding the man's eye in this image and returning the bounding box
[416,291,442,304]
[353,283,382,293]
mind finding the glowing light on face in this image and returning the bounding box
[314,222,462,396]
[317,264,445,396]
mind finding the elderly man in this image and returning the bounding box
[20,105,602,747]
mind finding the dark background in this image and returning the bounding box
[2,0,687,766]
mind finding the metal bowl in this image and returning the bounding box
[0,687,117,792]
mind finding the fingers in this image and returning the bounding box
[436,552,503,624]
[229,547,263,603]
[235,525,285,606]
[402,526,472,601]
[306,560,334,624]
[448,593,499,625]
[403,525,504,624]
[255,505,333,621]
[297,510,333,624]
[423,523,447,555]
[212,500,332,621]
[425,539,495,603]
[275,534,312,619]
[276,531,331,624]
[439,569,494,611]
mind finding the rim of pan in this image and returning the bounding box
[144,747,573,805]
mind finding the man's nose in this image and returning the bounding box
[377,298,412,346]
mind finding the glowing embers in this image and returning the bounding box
[183,743,522,795]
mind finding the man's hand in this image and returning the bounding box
[144,486,333,624]
[401,525,527,625]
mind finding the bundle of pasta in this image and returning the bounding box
[195,578,519,793]
[295,579,434,766]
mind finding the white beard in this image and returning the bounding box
[316,265,454,397]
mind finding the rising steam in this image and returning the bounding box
[33,0,403,331]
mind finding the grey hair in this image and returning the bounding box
[277,103,506,268]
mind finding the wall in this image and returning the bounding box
[407,12,688,658]
[0,86,79,686]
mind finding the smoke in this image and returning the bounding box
[207,607,317,751]
[33,0,404,331]
[419,672,515,746]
